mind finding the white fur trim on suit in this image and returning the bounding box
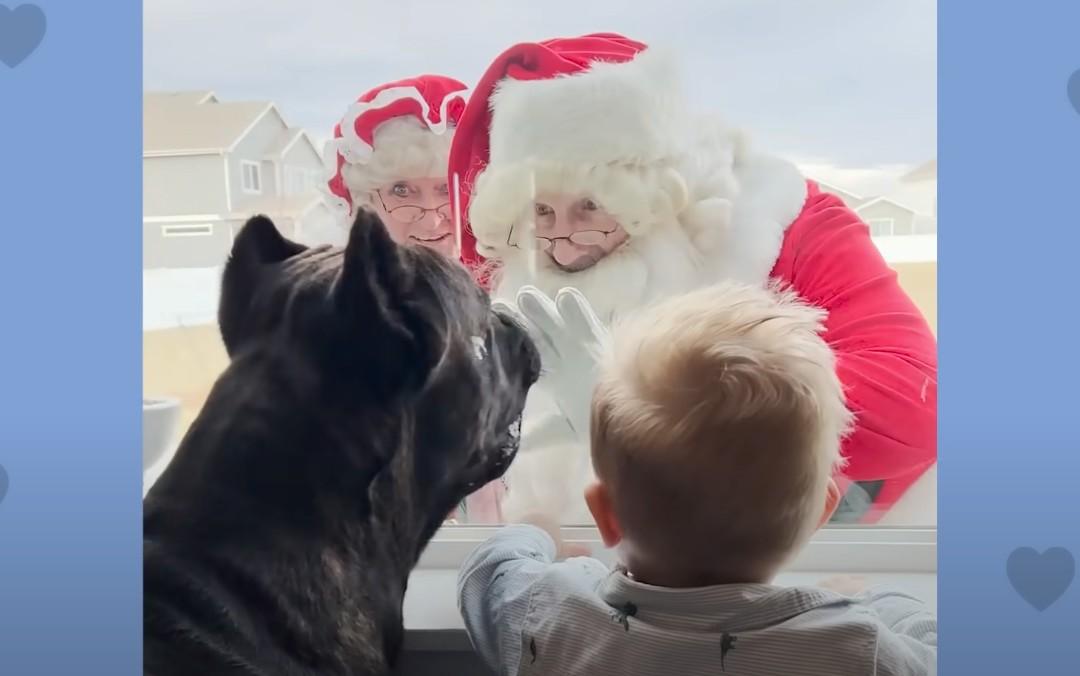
[468,49,690,254]
[488,48,686,169]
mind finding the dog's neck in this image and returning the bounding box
[143,350,440,674]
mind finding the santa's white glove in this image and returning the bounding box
[494,286,610,445]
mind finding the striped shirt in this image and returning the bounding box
[458,525,937,676]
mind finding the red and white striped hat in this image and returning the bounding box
[326,75,468,219]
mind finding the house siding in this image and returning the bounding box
[283,138,323,173]
[143,155,227,217]
[143,216,301,270]
[857,201,917,236]
[143,219,233,269]
[228,108,288,212]
[282,139,326,197]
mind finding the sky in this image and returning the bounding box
[143,0,936,196]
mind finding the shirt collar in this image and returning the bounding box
[598,568,851,632]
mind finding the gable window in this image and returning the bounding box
[867,218,895,237]
[241,160,262,194]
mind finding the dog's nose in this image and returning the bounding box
[494,308,542,385]
[517,328,542,386]
[523,334,541,385]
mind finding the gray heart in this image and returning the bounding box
[0,4,47,69]
[1069,69,1080,116]
[1007,547,1075,611]
[0,463,8,505]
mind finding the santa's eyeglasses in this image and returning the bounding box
[506,225,618,252]
[375,190,451,225]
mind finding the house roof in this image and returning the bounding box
[901,159,937,183]
[263,127,321,162]
[875,180,936,216]
[814,161,936,218]
[143,93,277,155]
[264,127,304,157]
[855,195,914,213]
[815,180,868,207]
[233,193,325,221]
[144,90,218,105]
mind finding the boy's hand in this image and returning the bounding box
[818,574,871,596]
[494,286,609,444]
[519,513,591,560]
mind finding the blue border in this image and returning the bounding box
[2,1,1079,672]
[1,1,142,672]
[940,1,1080,672]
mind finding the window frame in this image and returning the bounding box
[160,223,214,237]
[420,525,936,574]
[867,217,896,237]
[240,160,263,194]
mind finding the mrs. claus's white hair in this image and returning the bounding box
[341,116,454,206]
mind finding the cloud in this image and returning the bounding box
[143,0,936,172]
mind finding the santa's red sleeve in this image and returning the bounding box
[769,182,937,518]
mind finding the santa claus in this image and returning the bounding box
[448,33,937,524]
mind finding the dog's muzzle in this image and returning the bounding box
[490,412,522,477]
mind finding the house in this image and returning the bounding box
[143,92,346,426]
[815,160,937,238]
[143,90,339,269]
[815,180,869,209]
[813,162,937,336]
[855,196,937,237]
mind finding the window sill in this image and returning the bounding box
[144,460,936,655]
[409,524,936,651]
[419,525,936,573]
[402,567,938,652]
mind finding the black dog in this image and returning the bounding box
[143,210,540,675]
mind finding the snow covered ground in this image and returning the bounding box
[143,266,222,331]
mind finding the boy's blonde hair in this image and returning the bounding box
[590,281,852,581]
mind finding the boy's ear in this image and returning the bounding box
[817,478,843,529]
[219,215,308,355]
[585,481,622,548]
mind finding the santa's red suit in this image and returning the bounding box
[448,34,937,524]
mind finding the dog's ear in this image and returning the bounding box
[335,208,432,389]
[219,215,308,355]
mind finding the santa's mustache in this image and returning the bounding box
[547,241,615,273]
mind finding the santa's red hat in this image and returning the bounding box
[448,33,691,275]
[326,75,468,219]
